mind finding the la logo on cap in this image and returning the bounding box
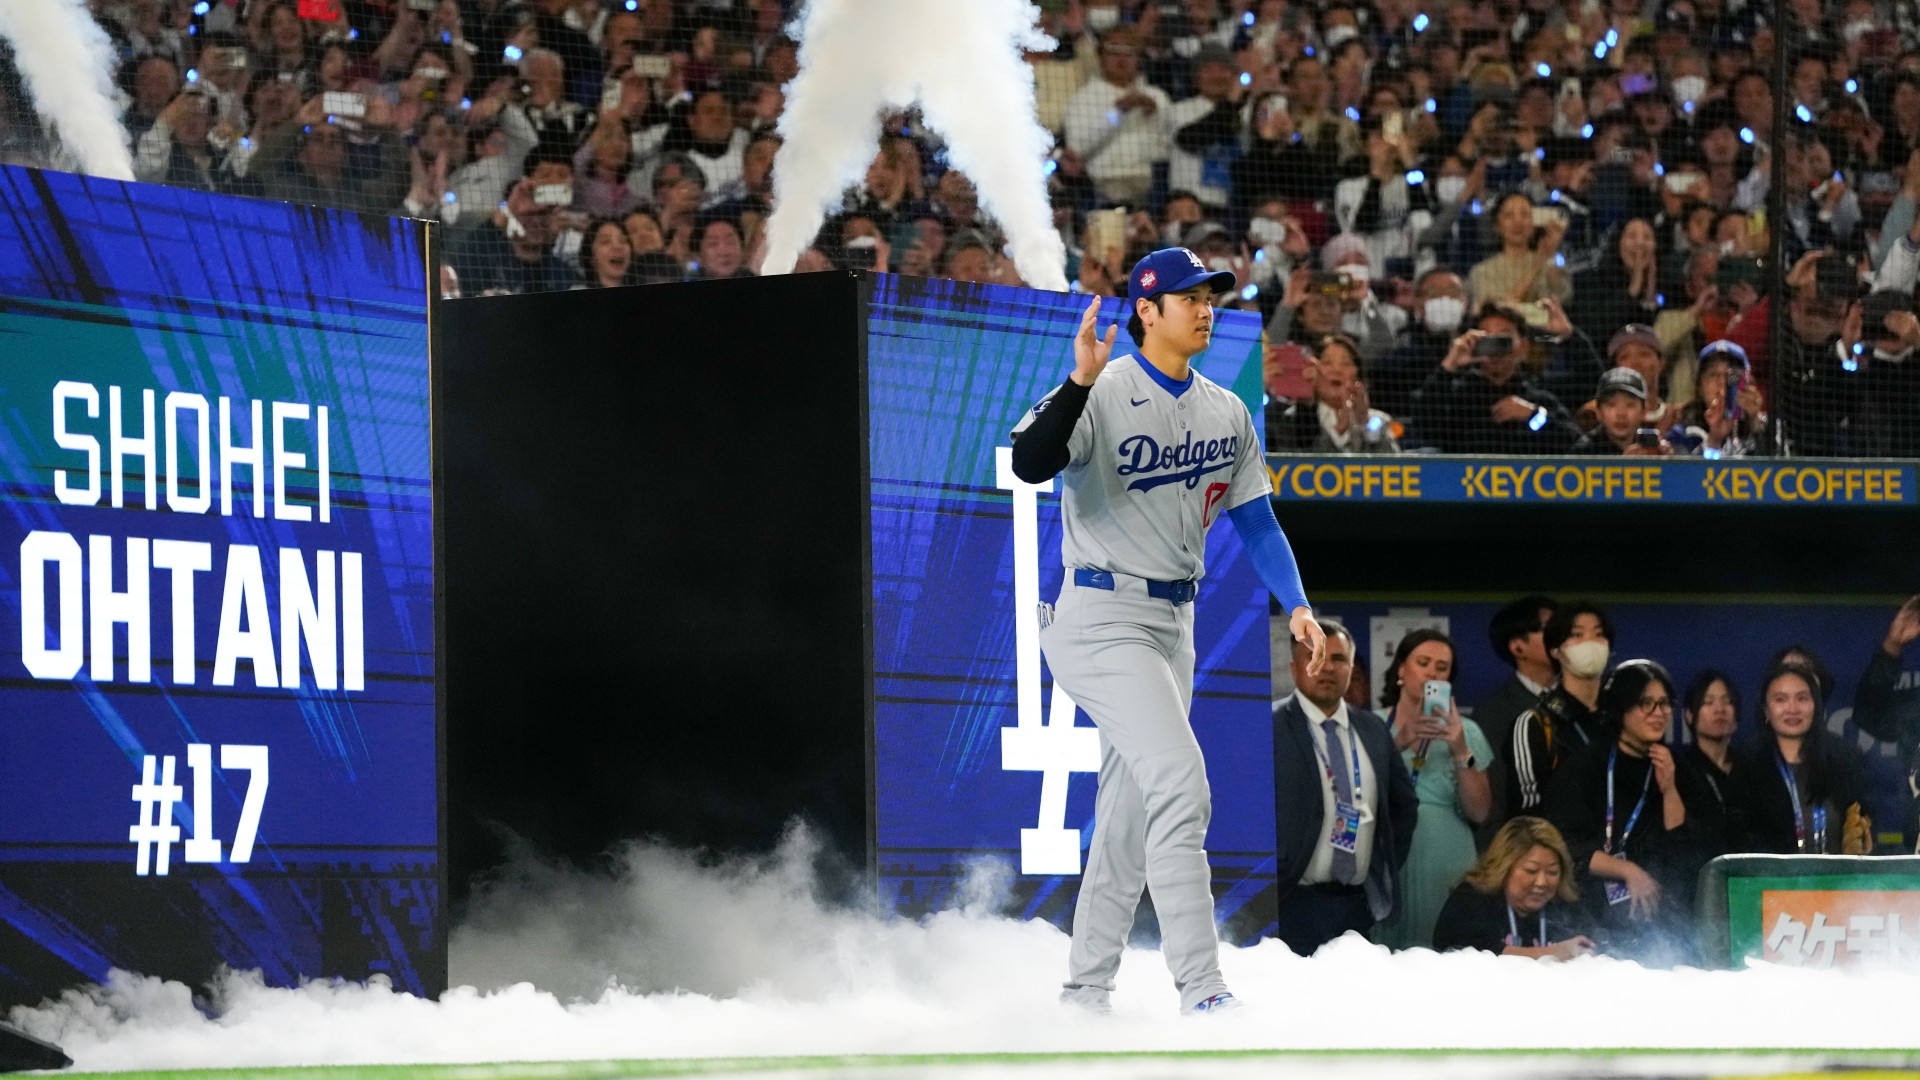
[1183,249,1205,269]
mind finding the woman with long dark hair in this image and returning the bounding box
[1729,661,1874,855]
[1569,218,1662,346]
[1368,629,1493,950]
[1541,659,1711,965]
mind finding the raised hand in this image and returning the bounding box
[1071,297,1119,387]
[1885,595,1920,655]
[1292,607,1327,676]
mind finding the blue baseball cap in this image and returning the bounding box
[1697,339,1750,369]
[1127,247,1237,305]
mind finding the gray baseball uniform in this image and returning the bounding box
[1013,353,1272,1012]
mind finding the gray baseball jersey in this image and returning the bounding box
[1014,355,1272,581]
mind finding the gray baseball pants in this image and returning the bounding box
[1039,572,1227,1012]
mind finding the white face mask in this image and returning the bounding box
[1423,295,1467,333]
[1671,76,1707,106]
[1843,18,1878,44]
[1086,5,1122,31]
[1874,346,1914,363]
[1324,24,1360,48]
[1560,640,1611,680]
[1435,175,1468,203]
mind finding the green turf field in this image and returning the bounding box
[52,1048,1920,1080]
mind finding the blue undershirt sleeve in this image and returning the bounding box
[1226,497,1310,616]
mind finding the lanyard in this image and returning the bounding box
[1774,752,1828,852]
[1506,904,1548,948]
[1604,746,1652,856]
[1314,717,1365,799]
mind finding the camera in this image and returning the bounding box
[1472,333,1516,357]
[1307,272,1347,297]
[1634,428,1662,449]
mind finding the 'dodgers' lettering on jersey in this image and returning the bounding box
[1115,431,1241,492]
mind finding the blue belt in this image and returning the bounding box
[1073,568,1197,605]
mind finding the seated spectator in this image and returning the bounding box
[1232,90,1329,213]
[634,87,749,196]
[1416,157,1491,277]
[1374,268,1468,423]
[250,1,315,86]
[690,215,753,281]
[1667,340,1773,457]
[1270,234,1406,363]
[1679,668,1740,825]
[1270,334,1401,454]
[451,95,541,224]
[575,218,635,289]
[939,231,997,284]
[1063,26,1170,207]
[1570,368,1673,456]
[1472,596,1559,849]
[1370,630,1494,950]
[1507,601,1614,816]
[1833,289,1920,458]
[1729,661,1875,855]
[1409,307,1580,455]
[444,149,579,296]
[572,120,643,219]
[622,207,666,259]
[1166,45,1244,217]
[1570,218,1663,347]
[1468,192,1573,311]
[1541,660,1709,967]
[133,88,235,192]
[649,152,709,264]
[1333,114,1429,282]
[254,94,409,215]
[1272,619,1418,957]
[121,55,182,141]
[1433,816,1595,960]
[1851,595,1920,854]
[1651,247,1726,404]
[510,48,592,149]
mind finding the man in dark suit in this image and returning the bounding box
[1272,618,1418,956]
[1470,595,1558,849]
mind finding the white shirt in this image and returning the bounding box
[1518,672,1548,698]
[1164,94,1240,209]
[1063,76,1171,189]
[1295,691,1379,886]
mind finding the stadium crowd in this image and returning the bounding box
[1269,594,1920,966]
[3,0,1920,456]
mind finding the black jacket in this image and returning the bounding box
[1505,682,1603,816]
[1540,735,1718,961]
[1410,368,1580,455]
[1727,730,1871,855]
[1273,697,1419,921]
[1470,673,1545,847]
[1852,646,1920,847]
[1432,882,1584,954]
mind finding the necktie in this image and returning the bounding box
[1322,719,1360,885]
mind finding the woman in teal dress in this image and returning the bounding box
[1369,628,1495,950]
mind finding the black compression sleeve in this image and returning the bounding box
[1010,377,1092,484]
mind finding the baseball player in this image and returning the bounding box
[1011,247,1326,1015]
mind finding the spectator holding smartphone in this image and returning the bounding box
[445,147,579,295]
[1433,816,1596,960]
[1669,340,1773,456]
[1370,630,1494,950]
[1468,191,1573,311]
[1409,307,1580,454]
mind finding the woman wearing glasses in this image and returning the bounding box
[1541,659,1713,965]
[1728,661,1874,856]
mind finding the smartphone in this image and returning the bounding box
[1635,427,1662,449]
[1472,333,1515,357]
[1087,208,1126,264]
[1531,206,1564,228]
[632,54,673,79]
[1422,680,1451,718]
[321,91,366,118]
[600,83,623,112]
[1308,271,1347,297]
[532,183,573,207]
[1382,110,1403,142]
[1725,368,1746,421]
[407,0,438,9]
